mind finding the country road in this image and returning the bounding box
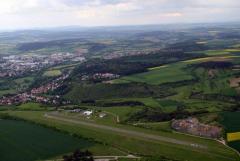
[45,155,140,161]
[44,112,207,149]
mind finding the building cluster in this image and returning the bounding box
[0,73,70,105]
[0,53,85,78]
[31,73,69,94]
[68,109,93,116]
[171,117,222,138]
[92,73,120,80]
[81,73,120,81]
[68,108,107,118]
[103,48,160,60]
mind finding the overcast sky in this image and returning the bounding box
[0,0,239,29]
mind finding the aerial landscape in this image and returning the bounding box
[0,0,240,161]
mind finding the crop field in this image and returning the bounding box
[50,63,81,70]
[64,82,169,102]
[221,112,240,152]
[113,55,240,86]
[0,119,93,161]
[0,89,16,97]
[16,102,47,110]
[227,132,240,142]
[14,76,34,83]
[114,63,193,85]
[2,111,239,161]
[204,49,240,56]
[43,69,62,77]
[0,76,35,96]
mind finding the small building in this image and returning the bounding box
[69,109,82,113]
[83,110,93,116]
[99,113,107,118]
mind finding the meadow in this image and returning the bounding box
[16,102,47,110]
[43,69,62,77]
[0,76,35,96]
[113,63,193,85]
[0,119,93,161]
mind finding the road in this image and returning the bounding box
[45,155,140,161]
[44,112,206,149]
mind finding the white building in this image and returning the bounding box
[83,110,93,116]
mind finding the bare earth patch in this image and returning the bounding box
[229,77,240,88]
[208,69,217,78]
[172,117,222,139]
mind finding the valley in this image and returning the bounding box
[0,24,240,161]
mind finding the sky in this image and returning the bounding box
[0,0,239,29]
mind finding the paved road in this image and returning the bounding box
[45,155,140,161]
[44,113,207,149]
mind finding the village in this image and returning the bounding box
[81,73,120,81]
[0,72,71,105]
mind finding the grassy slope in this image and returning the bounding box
[113,63,193,85]
[16,102,46,110]
[114,55,240,86]
[111,55,240,113]
[3,111,239,161]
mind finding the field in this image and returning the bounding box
[221,112,240,152]
[0,76,35,96]
[0,119,93,161]
[16,102,47,110]
[2,111,239,161]
[43,69,62,77]
[64,83,171,102]
[0,89,16,97]
[100,106,144,122]
[113,63,193,85]
[227,132,240,142]
[113,55,240,86]
[109,55,239,114]
[1,25,240,161]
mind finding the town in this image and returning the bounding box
[0,52,85,78]
[0,51,86,105]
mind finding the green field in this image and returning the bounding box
[43,69,62,77]
[0,76,35,96]
[205,49,240,56]
[2,111,239,161]
[113,55,240,86]
[101,106,144,122]
[17,102,47,110]
[221,112,240,152]
[134,121,172,132]
[64,83,170,102]
[0,89,17,97]
[0,119,93,161]
[113,63,193,85]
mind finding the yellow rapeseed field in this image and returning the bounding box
[227,132,240,142]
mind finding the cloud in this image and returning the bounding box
[0,0,239,29]
[163,12,183,17]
